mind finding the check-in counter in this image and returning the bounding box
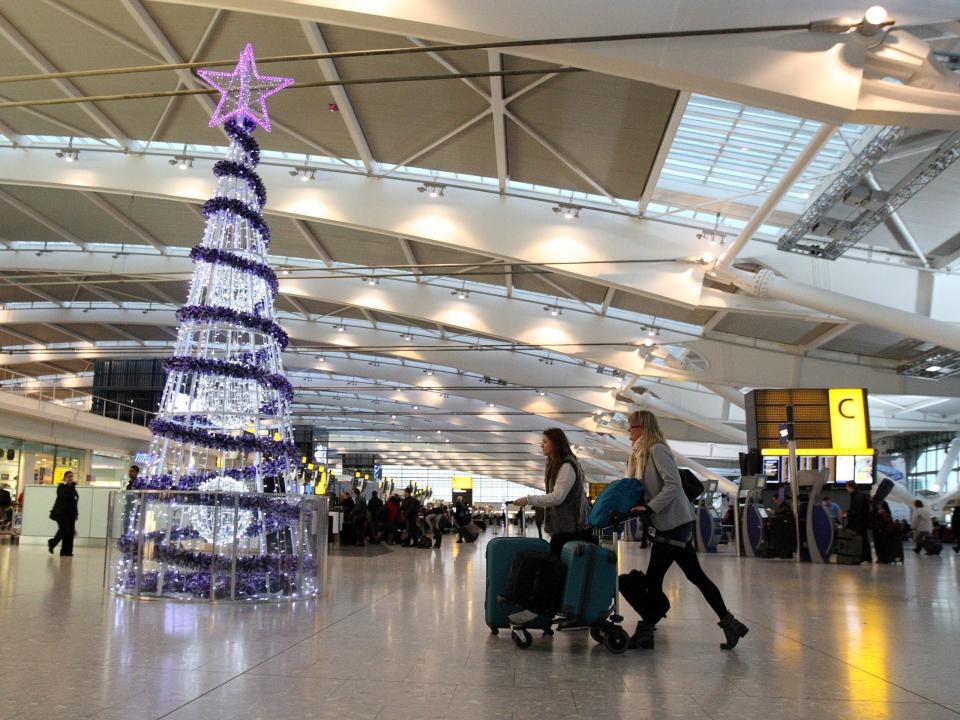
[20,485,114,544]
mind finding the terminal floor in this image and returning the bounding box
[2,534,959,720]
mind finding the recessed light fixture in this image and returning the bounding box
[401,332,413,341]
[451,287,469,300]
[543,305,562,316]
[925,365,943,372]
[412,405,420,410]
[364,276,378,286]
[334,323,346,333]
[56,141,79,163]
[391,414,397,419]
[552,203,580,220]
[487,402,495,407]
[537,390,546,397]
[417,181,445,198]
[424,368,434,376]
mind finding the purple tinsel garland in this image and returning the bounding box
[224,118,260,165]
[189,246,278,297]
[117,533,312,575]
[163,355,294,403]
[202,197,271,247]
[131,461,287,490]
[149,417,298,457]
[176,304,289,349]
[120,569,303,599]
[213,160,267,208]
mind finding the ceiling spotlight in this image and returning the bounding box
[289,167,316,182]
[436,430,442,434]
[543,305,562,316]
[281,267,291,276]
[701,251,716,264]
[364,276,378,286]
[424,368,434,376]
[445,438,450,443]
[451,287,469,300]
[643,337,655,347]
[315,354,325,361]
[416,434,422,439]
[925,365,943,372]
[487,402,495,407]
[334,323,346,333]
[412,405,420,410]
[552,203,580,220]
[647,327,658,337]
[859,5,890,35]
[391,414,397,420]
[168,156,194,170]
[401,332,413,341]
[56,147,79,163]
[537,390,546,397]
[417,181,445,198]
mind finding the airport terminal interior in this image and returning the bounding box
[1,2,960,719]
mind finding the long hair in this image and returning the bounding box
[628,410,668,476]
[543,427,575,491]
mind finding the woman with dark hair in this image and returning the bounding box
[48,471,79,557]
[514,428,592,555]
[625,410,748,651]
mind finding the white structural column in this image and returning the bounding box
[718,122,838,268]
[488,51,508,192]
[0,15,136,151]
[620,388,747,444]
[713,265,960,354]
[300,21,377,173]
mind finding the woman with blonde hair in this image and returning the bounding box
[626,410,748,651]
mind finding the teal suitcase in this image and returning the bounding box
[559,541,617,624]
[485,536,554,634]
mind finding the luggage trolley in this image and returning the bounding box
[497,514,629,653]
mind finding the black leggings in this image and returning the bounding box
[645,539,728,623]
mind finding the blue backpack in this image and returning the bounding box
[589,478,645,529]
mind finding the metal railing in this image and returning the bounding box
[0,384,156,427]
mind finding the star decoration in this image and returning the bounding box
[197,43,294,132]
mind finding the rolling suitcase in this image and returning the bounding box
[559,541,617,624]
[460,522,481,543]
[484,537,553,635]
[922,536,943,556]
[618,569,670,624]
[835,528,863,564]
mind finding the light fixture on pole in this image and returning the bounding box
[334,323,346,333]
[808,6,893,35]
[543,304,562,316]
[552,203,580,220]
[55,138,79,162]
[289,167,316,182]
[401,330,413,341]
[417,181,445,198]
[168,143,194,170]
[363,276,378,286]
[451,283,469,300]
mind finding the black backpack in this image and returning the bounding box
[679,469,705,503]
[504,550,567,616]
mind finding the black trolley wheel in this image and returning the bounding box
[489,625,499,635]
[543,628,554,637]
[512,628,533,648]
[589,626,605,644]
[603,628,629,654]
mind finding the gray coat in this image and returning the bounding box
[640,444,695,532]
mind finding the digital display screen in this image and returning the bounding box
[835,455,855,484]
[763,457,780,484]
[854,455,874,484]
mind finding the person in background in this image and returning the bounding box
[367,490,383,544]
[126,465,140,490]
[0,483,12,529]
[401,487,421,547]
[513,428,592,556]
[352,487,367,547]
[533,505,545,540]
[770,494,792,517]
[844,481,873,564]
[339,490,355,545]
[383,494,400,545]
[625,410,748,652]
[822,496,842,525]
[911,499,933,554]
[453,495,470,543]
[424,503,444,548]
[48,471,79,557]
[950,505,960,554]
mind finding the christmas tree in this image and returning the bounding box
[113,45,322,600]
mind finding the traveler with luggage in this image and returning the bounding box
[911,500,936,555]
[48,471,79,556]
[382,494,400,544]
[453,495,470,543]
[512,428,593,556]
[843,481,873,564]
[352,488,367,547]
[623,410,748,651]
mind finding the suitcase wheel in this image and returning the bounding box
[589,626,604,644]
[603,628,629,654]
[488,625,499,636]
[512,628,533,649]
[543,628,554,637]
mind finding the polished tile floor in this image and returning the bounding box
[2,532,958,720]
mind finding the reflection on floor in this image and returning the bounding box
[2,532,958,720]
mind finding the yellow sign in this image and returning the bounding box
[452,475,473,490]
[828,388,869,451]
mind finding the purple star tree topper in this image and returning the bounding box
[197,43,294,132]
